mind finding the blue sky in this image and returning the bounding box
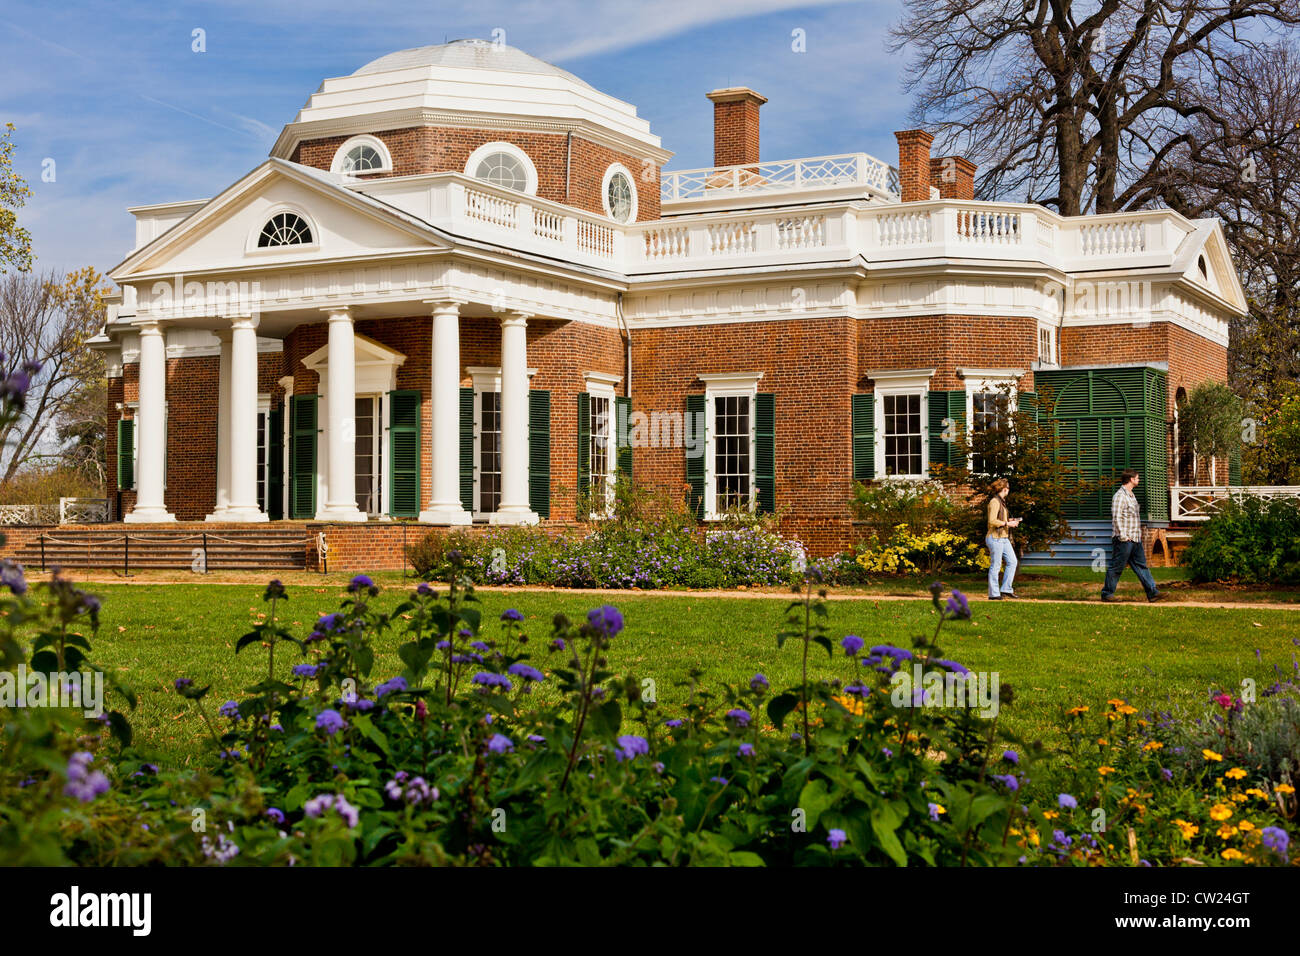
[0,0,909,275]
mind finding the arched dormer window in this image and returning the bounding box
[257,211,314,247]
[464,142,538,194]
[331,135,393,176]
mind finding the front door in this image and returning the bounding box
[355,395,382,516]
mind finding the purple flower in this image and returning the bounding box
[472,672,513,693]
[173,678,193,690]
[882,747,894,758]
[826,828,848,850]
[664,719,684,729]
[316,613,344,632]
[63,751,110,803]
[841,634,864,655]
[385,773,438,806]
[487,733,514,754]
[928,802,942,821]
[416,582,434,597]
[945,590,971,619]
[725,708,752,728]
[315,708,346,735]
[615,735,650,761]
[933,659,970,676]
[737,742,755,757]
[507,663,545,683]
[501,608,524,622]
[218,700,241,720]
[265,807,285,825]
[587,605,624,636]
[1058,793,1078,809]
[1261,826,1290,860]
[292,663,320,678]
[470,641,491,652]
[992,774,1019,792]
[1002,750,1019,765]
[348,575,374,592]
[374,676,408,699]
[870,645,913,662]
[1160,767,1173,782]
[749,673,769,693]
[0,560,27,596]
[303,793,359,828]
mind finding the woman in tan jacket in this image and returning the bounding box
[986,478,1021,600]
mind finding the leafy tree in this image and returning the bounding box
[0,123,32,274]
[1243,387,1300,485]
[932,385,1104,556]
[1179,381,1243,484]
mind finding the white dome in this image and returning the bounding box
[353,39,596,90]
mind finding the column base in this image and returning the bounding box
[209,507,269,523]
[315,505,369,523]
[488,506,539,526]
[418,504,473,525]
[124,507,176,524]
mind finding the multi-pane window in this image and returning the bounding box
[713,394,752,512]
[882,393,923,476]
[340,144,384,173]
[589,393,613,516]
[606,171,634,223]
[257,212,313,247]
[971,391,1010,475]
[256,410,268,512]
[478,391,502,514]
[354,396,381,515]
[1038,326,1055,365]
[475,152,529,192]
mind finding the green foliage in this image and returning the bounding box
[1243,386,1300,485]
[853,525,991,575]
[849,478,956,535]
[1180,381,1244,465]
[0,123,32,275]
[1183,496,1300,585]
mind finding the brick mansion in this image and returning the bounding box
[82,39,1243,560]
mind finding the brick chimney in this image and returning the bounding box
[707,88,767,167]
[894,129,934,202]
[930,155,977,200]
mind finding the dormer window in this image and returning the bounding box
[464,142,539,194]
[330,135,393,176]
[257,212,313,247]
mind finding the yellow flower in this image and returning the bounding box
[1098,766,1115,776]
[1117,705,1137,716]
[1067,706,1089,716]
[1097,738,1109,747]
[932,804,946,816]
[1043,810,1059,820]
[1237,820,1255,832]
[1107,698,1126,707]
[1143,741,1163,751]
[1224,767,1247,780]
[1246,788,1268,799]
[1209,803,1233,821]
[1277,784,1296,795]
[1230,793,1248,803]
[1173,819,1199,839]
[1216,824,1238,839]
[1105,712,1119,722]
[1221,848,1244,861]
[1202,749,1223,762]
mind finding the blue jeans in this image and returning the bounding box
[986,535,1017,597]
[1100,537,1159,599]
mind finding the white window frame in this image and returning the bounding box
[353,392,384,517]
[960,369,1021,477]
[245,203,320,255]
[330,134,393,176]
[464,142,539,195]
[869,368,933,479]
[256,394,271,513]
[1036,322,1058,367]
[584,372,621,519]
[700,372,762,521]
[601,163,639,223]
[469,366,537,520]
[123,400,167,491]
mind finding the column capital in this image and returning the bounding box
[320,306,353,322]
[131,317,168,335]
[229,313,260,332]
[423,297,467,316]
[499,311,532,328]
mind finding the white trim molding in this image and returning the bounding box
[601,162,639,223]
[464,141,539,195]
[245,202,321,256]
[700,371,763,520]
[331,134,394,176]
[869,368,934,479]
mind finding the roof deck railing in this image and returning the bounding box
[660,152,899,204]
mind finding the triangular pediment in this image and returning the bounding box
[111,160,451,280]
[1174,219,1247,315]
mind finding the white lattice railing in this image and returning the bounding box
[60,497,110,524]
[0,504,59,526]
[1171,486,1300,521]
[661,152,898,203]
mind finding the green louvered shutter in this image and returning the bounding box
[928,390,965,469]
[289,395,318,519]
[116,418,135,491]
[576,392,590,503]
[851,394,874,482]
[755,393,776,514]
[1228,445,1242,486]
[686,394,705,519]
[267,406,284,520]
[529,389,551,519]
[459,387,474,513]
[388,389,421,517]
[616,396,633,480]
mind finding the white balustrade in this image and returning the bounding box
[1171,486,1300,521]
[662,152,898,202]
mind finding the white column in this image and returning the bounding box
[419,299,472,525]
[221,315,268,522]
[316,307,367,522]
[205,331,232,521]
[490,311,538,525]
[124,320,176,523]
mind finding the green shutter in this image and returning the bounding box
[268,406,284,520]
[851,394,874,482]
[928,390,966,469]
[576,392,590,502]
[1228,444,1242,486]
[388,389,421,517]
[616,396,633,480]
[529,389,551,519]
[459,387,474,513]
[686,394,705,519]
[116,418,135,491]
[288,395,318,520]
[755,392,775,514]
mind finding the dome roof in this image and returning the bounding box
[353,39,595,90]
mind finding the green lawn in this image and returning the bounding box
[67,579,1300,765]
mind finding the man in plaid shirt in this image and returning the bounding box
[1100,469,1163,602]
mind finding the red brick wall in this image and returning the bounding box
[929,156,976,200]
[857,314,1038,391]
[290,126,661,221]
[895,130,934,203]
[706,89,765,167]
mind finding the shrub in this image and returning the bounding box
[850,478,955,535]
[854,525,991,575]
[1183,496,1300,585]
